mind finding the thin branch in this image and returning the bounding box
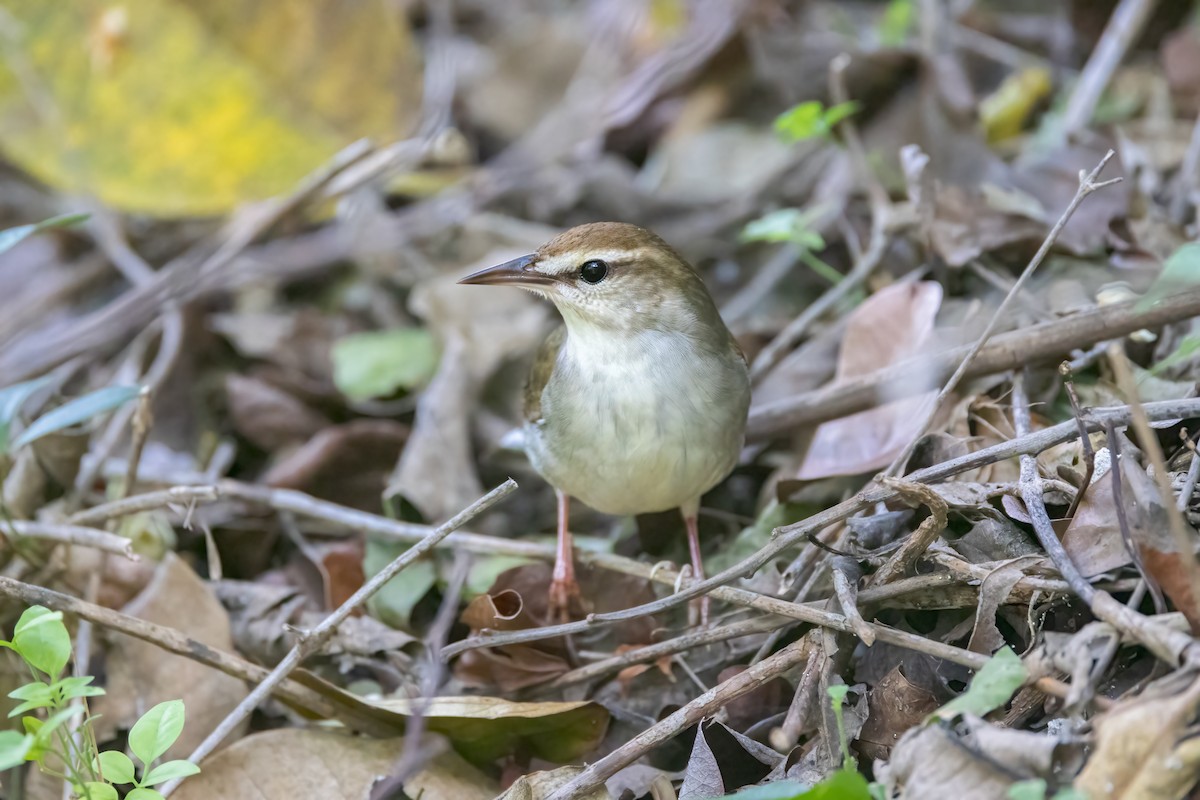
[168,479,516,789]
[1060,0,1159,137]
[7,521,136,558]
[883,151,1121,475]
[830,557,874,645]
[545,637,814,800]
[748,287,1200,440]
[67,486,219,527]
[870,478,949,585]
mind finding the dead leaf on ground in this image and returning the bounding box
[454,586,571,691]
[93,553,249,758]
[375,696,610,765]
[797,281,944,479]
[264,419,409,511]
[858,666,941,761]
[172,728,495,800]
[678,719,783,800]
[225,372,330,452]
[498,766,614,800]
[1075,673,1200,799]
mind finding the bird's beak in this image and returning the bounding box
[458,254,551,287]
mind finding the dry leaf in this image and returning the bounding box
[173,728,495,800]
[93,553,249,758]
[499,766,613,800]
[797,281,944,479]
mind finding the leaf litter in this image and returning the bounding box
[4,2,1200,800]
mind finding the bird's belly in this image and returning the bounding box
[526,357,747,516]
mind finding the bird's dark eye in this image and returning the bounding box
[579,259,608,284]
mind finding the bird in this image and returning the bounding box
[459,222,751,623]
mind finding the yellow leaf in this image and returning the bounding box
[0,1,421,216]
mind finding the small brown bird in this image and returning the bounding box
[460,223,751,622]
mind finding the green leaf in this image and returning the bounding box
[12,385,142,450]
[0,374,55,452]
[331,329,439,402]
[142,759,201,785]
[0,213,89,256]
[931,647,1027,721]
[739,207,827,248]
[878,0,914,46]
[53,675,105,703]
[126,789,166,800]
[129,700,186,766]
[1008,779,1047,800]
[718,769,872,799]
[0,730,32,771]
[31,705,85,748]
[1137,242,1200,312]
[12,606,72,678]
[96,750,137,784]
[365,537,436,629]
[82,783,120,800]
[8,681,56,716]
[1149,332,1200,376]
[774,101,860,142]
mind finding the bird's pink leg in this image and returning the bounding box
[682,502,709,626]
[549,490,580,622]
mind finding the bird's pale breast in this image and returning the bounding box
[524,327,750,516]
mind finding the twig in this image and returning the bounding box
[444,399,1200,656]
[830,557,874,645]
[771,634,823,752]
[883,151,1121,475]
[1178,433,1200,512]
[6,521,135,558]
[534,615,781,694]
[748,53,892,382]
[67,486,219,527]
[870,478,949,585]
[747,288,1200,440]
[168,479,515,791]
[1172,106,1200,223]
[1107,342,1200,620]
[1060,0,1159,138]
[721,243,801,327]
[1106,420,1166,613]
[1061,362,1097,520]
[545,637,814,800]
[1013,373,1196,666]
[122,387,153,498]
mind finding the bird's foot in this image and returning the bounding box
[548,576,582,624]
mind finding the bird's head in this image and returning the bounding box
[458,222,723,336]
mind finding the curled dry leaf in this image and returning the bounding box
[858,666,941,761]
[172,728,495,800]
[92,553,249,759]
[225,372,330,452]
[454,588,571,691]
[797,281,944,479]
[375,696,610,765]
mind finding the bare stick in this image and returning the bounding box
[1060,0,1159,137]
[883,151,1121,476]
[169,479,516,789]
[1107,343,1200,618]
[1061,362,1097,520]
[1013,373,1196,666]
[870,478,949,585]
[67,486,219,527]
[830,557,874,645]
[7,521,136,558]
[748,287,1200,440]
[1179,434,1200,512]
[545,637,814,800]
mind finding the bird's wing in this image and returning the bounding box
[523,324,566,423]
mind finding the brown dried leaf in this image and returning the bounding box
[499,767,614,800]
[225,373,329,452]
[455,589,571,691]
[1075,675,1200,799]
[264,419,408,510]
[93,554,249,758]
[858,666,940,761]
[173,729,495,800]
[797,282,944,479]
